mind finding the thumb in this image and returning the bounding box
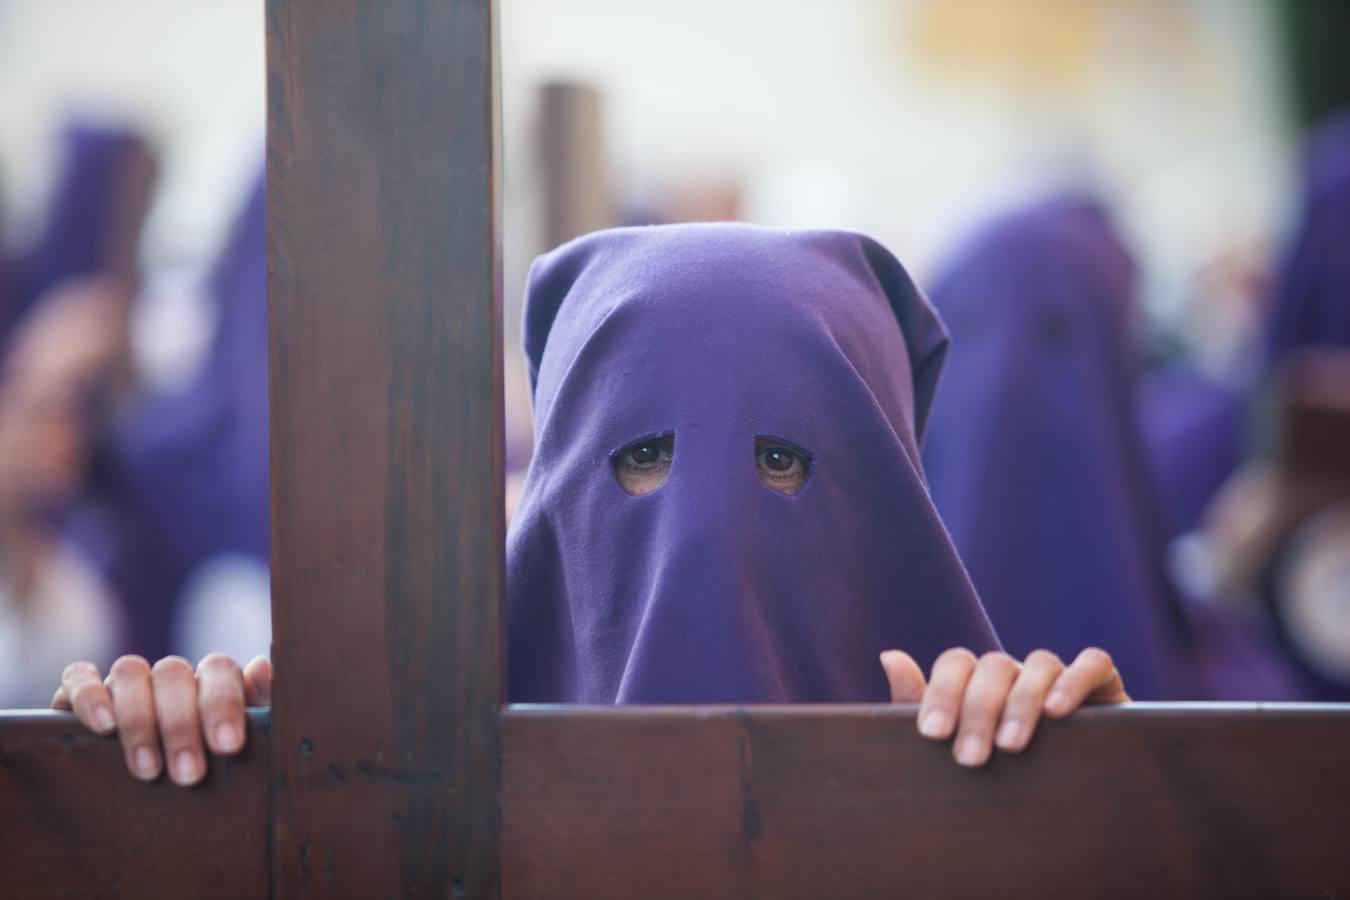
[244,655,273,707]
[880,650,925,703]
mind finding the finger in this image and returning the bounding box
[151,656,206,786]
[879,650,926,704]
[50,685,71,711]
[243,656,273,707]
[107,656,161,781]
[952,652,1022,767]
[917,648,977,741]
[994,650,1064,753]
[60,661,114,734]
[196,653,247,756]
[1044,647,1129,718]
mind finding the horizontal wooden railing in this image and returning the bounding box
[503,703,1350,899]
[0,709,271,899]
[4,704,1349,898]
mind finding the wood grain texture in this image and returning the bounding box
[267,1,503,898]
[503,703,1350,899]
[0,710,270,899]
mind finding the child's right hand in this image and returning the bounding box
[50,653,272,786]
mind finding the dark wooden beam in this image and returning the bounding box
[266,1,503,898]
[7,702,1348,898]
[0,710,270,899]
[503,704,1350,899]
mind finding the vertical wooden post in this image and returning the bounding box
[266,2,502,897]
[536,81,612,250]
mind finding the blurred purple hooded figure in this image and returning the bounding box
[1254,111,1350,700]
[1137,368,1247,536]
[1266,111,1350,368]
[2,121,152,348]
[920,197,1186,700]
[507,224,999,703]
[922,195,1299,701]
[94,172,269,660]
[1138,113,1350,542]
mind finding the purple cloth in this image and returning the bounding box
[1140,110,1350,544]
[508,224,1000,703]
[1257,111,1350,699]
[1266,111,1350,367]
[95,172,268,659]
[2,122,147,348]
[1137,367,1246,535]
[921,196,1190,700]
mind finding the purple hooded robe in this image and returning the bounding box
[922,196,1302,701]
[921,197,1190,700]
[2,122,150,349]
[507,224,1000,704]
[94,173,268,659]
[1266,111,1350,368]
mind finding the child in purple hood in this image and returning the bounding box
[55,225,1127,784]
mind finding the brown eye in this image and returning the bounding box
[755,437,811,494]
[626,441,666,467]
[761,447,797,472]
[613,433,675,496]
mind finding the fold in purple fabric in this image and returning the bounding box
[1137,367,1246,536]
[921,197,1190,699]
[508,224,999,703]
[97,172,269,659]
[1260,111,1350,700]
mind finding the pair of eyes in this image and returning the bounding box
[612,434,811,497]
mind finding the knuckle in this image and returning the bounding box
[960,703,999,728]
[116,709,155,738]
[109,655,152,680]
[978,651,1020,674]
[963,685,1005,716]
[152,655,194,679]
[157,721,196,749]
[1004,682,1042,714]
[197,652,243,677]
[1026,649,1064,670]
[955,718,994,744]
[1078,647,1112,669]
[62,660,99,683]
[152,703,198,741]
[937,646,978,668]
[69,681,104,708]
[197,680,244,709]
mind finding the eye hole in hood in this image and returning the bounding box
[755,436,812,495]
[612,432,675,496]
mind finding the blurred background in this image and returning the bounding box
[1,0,1347,705]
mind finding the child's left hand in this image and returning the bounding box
[880,647,1129,768]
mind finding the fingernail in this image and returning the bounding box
[1046,691,1070,714]
[955,735,988,767]
[215,722,240,753]
[918,709,950,738]
[133,746,159,780]
[173,751,201,784]
[996,720,1023,749]
[93,705,115,732]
